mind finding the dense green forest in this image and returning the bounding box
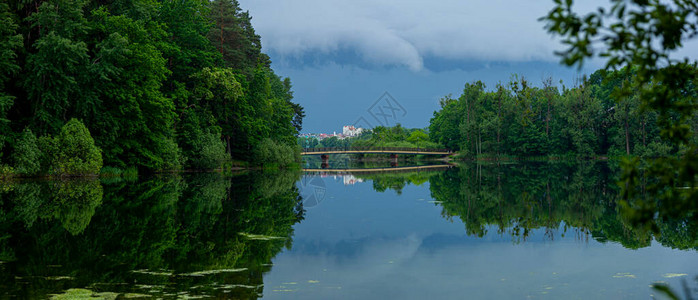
[0,0,303,176]
[430,68,698,158]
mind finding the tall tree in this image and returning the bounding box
[23,0,93,135]
[86,7,179,170]
[207,0,269,75]
[0,3,22,156]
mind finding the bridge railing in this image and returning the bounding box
[300,147,452,153]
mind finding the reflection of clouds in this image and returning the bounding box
[290,234,422,263]
[265,233,698,299]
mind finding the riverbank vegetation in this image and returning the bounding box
[429,68,697,159]
[0,0,304,177]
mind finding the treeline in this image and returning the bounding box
[0,0,303,176]
[299,124,442,149]
[430,68,698,158]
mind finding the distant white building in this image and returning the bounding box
[342,125,364,137]
[343,175,363,185]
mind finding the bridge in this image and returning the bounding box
[301,147,452,156]
[303,164,453,175]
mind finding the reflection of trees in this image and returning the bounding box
[0,179,102,235]
[0,170,304,298]
[51,180,104,235]
[355,170,442,194]
[0,179,103,235]
[304,157,438,170]
[427,162,694,249]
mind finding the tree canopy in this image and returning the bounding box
[0,0,304,174]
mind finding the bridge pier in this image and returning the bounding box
[390,153,398,167]
[321,154,329,168]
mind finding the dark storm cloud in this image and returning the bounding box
[244,0,606,71]
[245,0,698,71]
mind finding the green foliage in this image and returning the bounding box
[0,3,21,86]
[194,132,228,170]
[317,136,349,148]
[0,165,14,179]
[99,166,139,179]
[406,130,429,144]
[50,119,103,176]
[12,129,41,176]
[301,124,444,151]
[24,0,93,135]
[252,138,300,168]
[86,7,177,170]
[37,135,58,174]
[187,129,228,170]
[337,124,443,150]
[51,179,104,235]
[0,3,22,155]
[100,166,124,176]
[542,0,698,238]
[208,0,269,74]
[0,0,303,173]
[429,71,684,158]
[177,110,228,170]
[298,136,320,148]
[159,0,218,92]
[356,169,442,195]
[152,137,183,171]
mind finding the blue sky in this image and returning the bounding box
[243,0,698,133]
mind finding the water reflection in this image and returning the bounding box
[303,155,447,170]
[267,162,698,299]
[424,162,698,250]
[0,171,304,298]
[0,162,695,298]
[307,161,698,250]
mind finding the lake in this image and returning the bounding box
[0,162,696,299]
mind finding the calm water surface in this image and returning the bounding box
[0,162,696,299]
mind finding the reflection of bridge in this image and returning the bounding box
[303,164,453,175]
[302,147,452,168]
[301,147,452,156]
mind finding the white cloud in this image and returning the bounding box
[244,0,698,71]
